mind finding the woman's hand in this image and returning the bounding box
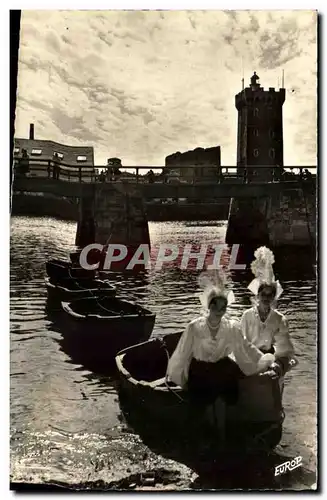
[259,369,278,379]
[270,362,283,377]
[259,362,283,379]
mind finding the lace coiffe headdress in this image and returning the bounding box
[198,269,235,310]
[248,246,283,299]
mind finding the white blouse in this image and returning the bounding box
[166,315,275,387]
[240,307,295,359]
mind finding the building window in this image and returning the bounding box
[31,149,42,155]
[253,108,259,117]
[253,149,259,157]
[54,152,64,159]
[253,128,259,137]
[269,129,275,139]
[269,148,275,159]
[77,156,87,162]
[14,147,20,154]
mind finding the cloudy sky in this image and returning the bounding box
[15,10,317,167]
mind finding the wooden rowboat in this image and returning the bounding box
[46,259,96,281]
[45,277,116,303]
[60,297,156,368]
[115,332,284,453]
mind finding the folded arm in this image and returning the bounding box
[273,316,295,374]
[231,322,275,376]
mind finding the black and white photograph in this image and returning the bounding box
[9,8,317,491]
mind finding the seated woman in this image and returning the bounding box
[166,272,276,408]
[241,247,297,378]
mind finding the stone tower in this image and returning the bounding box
[235,72,285,182]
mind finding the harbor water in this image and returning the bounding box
[10,216,317,490]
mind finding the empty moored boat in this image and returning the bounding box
[60,296,156,365]
[115,332,284,452]
[46,259,96,281]
[45,277,116,303]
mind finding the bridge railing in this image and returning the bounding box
[13,158,97,183]
[12,158,316,185]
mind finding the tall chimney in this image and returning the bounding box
[29,123,34,140]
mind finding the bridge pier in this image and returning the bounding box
[75,185,95,247]
[225,183,316,248]
[75,183,150,270]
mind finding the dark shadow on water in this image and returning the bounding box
[229,245,316,282]
[117,387,316,491]
[273,247,316,280]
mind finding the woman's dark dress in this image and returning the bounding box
[187,346,274,406]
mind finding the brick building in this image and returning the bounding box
[14,124,95,179]
[165,146,221,182]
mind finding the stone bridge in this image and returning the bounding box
[12,174,311,200]
[11,164,316,250]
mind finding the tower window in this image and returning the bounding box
[77,155,87,162]
[253,108,259,117]
[253,149,259,157]
[253,128,259,137]
[31,149,42,155]
[269,148,275,159]
[14,147,20,154]
[269,129,275,139]
[268,106,276,117]
[54,152,64,159]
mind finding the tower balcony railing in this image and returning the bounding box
[12,157,317,186]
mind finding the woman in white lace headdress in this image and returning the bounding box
[166,270,276,406]
[241,247,298,378]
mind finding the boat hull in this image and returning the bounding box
[46,259,95,281]
[59,297,156,372]
[116,333,284,452]
[45,277,116,304]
